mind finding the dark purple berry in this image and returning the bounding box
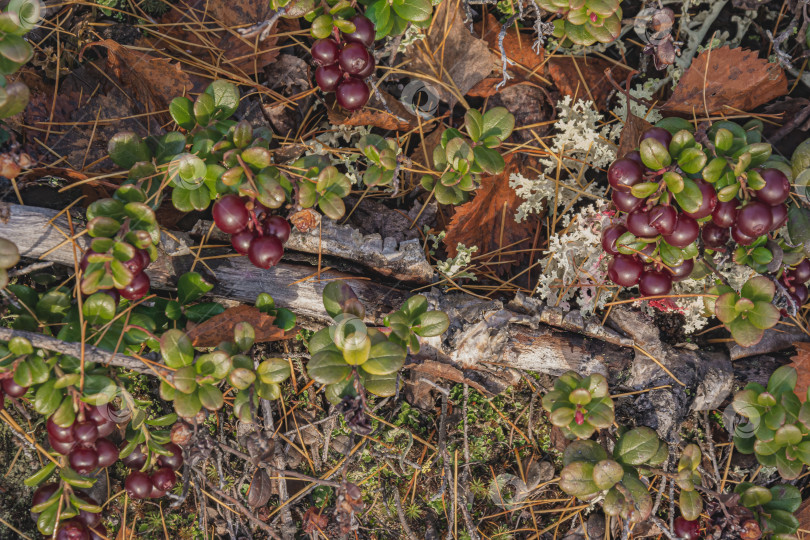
[663,214,699,248]
[608,255,643,287]
[315,64,342,92]
[607,159,643,192]
[341,15,375,47]
[754,168,791,205]
[311,38,340,66]
[335,77,370,111]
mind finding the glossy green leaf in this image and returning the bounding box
[108,131,151,169]
[160,329,194,368]
[257,357,291,384]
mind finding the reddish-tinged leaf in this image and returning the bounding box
[546,56,630,111]
[662,47,787,114]
[185,304,296,347]
[302,506,329,533]
[788,342,810,403]
[443,157,537,274]
[326,90,417,131]
[617,111,654,158]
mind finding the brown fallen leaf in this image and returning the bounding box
[616,110,654,158]
[662,47,787,115]
[795,496,810,532]
[443,156,537,274]
[326,89,417,131]
[546,56,629,111]
[405,0,498,104]
[83,40,202,126]
[247,468,273,507]
[468,14,546,97]
[788,342,810,403]
[185,304,296,347]
[486,82,554,144]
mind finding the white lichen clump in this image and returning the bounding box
[535,204,612,314]
[510,97,618,223]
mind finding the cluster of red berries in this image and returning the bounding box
[781,259,810,307]
[80,248,152,301]
[311,15,375,111]
[32,485,107,540]
[213,194,291,269]
[46,407,119,474]
[122,442,183,500]
[604,127,792,297]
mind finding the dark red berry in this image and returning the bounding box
[315,64,343,93]
[637,242,656,263]
[601,224,627,256]
[608,255,643,287]
[791,259,810,283]
[69,447,99,475]
[737,201,772,238]
[136,249,151,269]
[248,235,283,269]
[119,272,150,301]
[231,229,254,255]
[263,216,291,243]
[2,377,27,398]
[338,42,371,76]
[213,195,250,235]
[311,38,340,66]
[149,484,167,498]
[612,190,643,213]
[47,416,75,442]
[122,252,146,275]
[624,150,643,166]
[663,214,699,248]
[770,203,788,231]
[158,442,184,471]
[711,200,738,228]
[95,437,119,468]
[75,494,101,527]
[607,159,643,192]
[627,210,659,238]
[731,225,757,246]
[49,434,76,455]
[640,127,673,149]
[669,258,694,282]
[150,466,176,491]
[88,524,107,540]
[794,284,809,305]
[754,168,791,205]
[356,55,376,78]
[55,519,89,540]
[639,270,672,296]
[683,181,717,220]
[87,405,115,436]
[335,77,370,111]
[31,483,59,514]
[701,222,729,248]
[73,421,99,445]
[673,516,700,540]
[649,205,677,235]
[341,15,375,47]
[121,442,147,470]
[125,471,153,499]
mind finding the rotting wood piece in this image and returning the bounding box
[191,209,434,284]
[0,202,407,327]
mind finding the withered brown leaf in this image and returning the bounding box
[662,47,787,115]
[185,304,296,347]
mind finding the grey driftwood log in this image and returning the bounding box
[0,201,781,442]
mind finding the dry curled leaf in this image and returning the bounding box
[468,14,546,98]
[290,208,321,233]
[83,40,201,124]
[616,110,654,158]
[185,304,296,347]
[662,47,787,115]
[546,56,629,111]
[247,469,273,508]
[443,157,536,274]
[302,507,329,534]
[405,0,498,104]
[788,342,810,403]
[327,90,417,131]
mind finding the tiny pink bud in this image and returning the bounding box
[575,410,585,425]
[590,12,598,23]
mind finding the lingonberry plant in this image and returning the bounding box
[0,2,37,137]
[306,281,449,404]
[421,107,516,205]
[541,371,614,439]
[537,0,622,46]
[602,118,809,346]
[705,276,781,347]
[734,483,802,538]
[731,365,810,480]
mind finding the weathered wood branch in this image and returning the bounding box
[0,203,407,327]
[191,209,434,284]
[0,327,159,375]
